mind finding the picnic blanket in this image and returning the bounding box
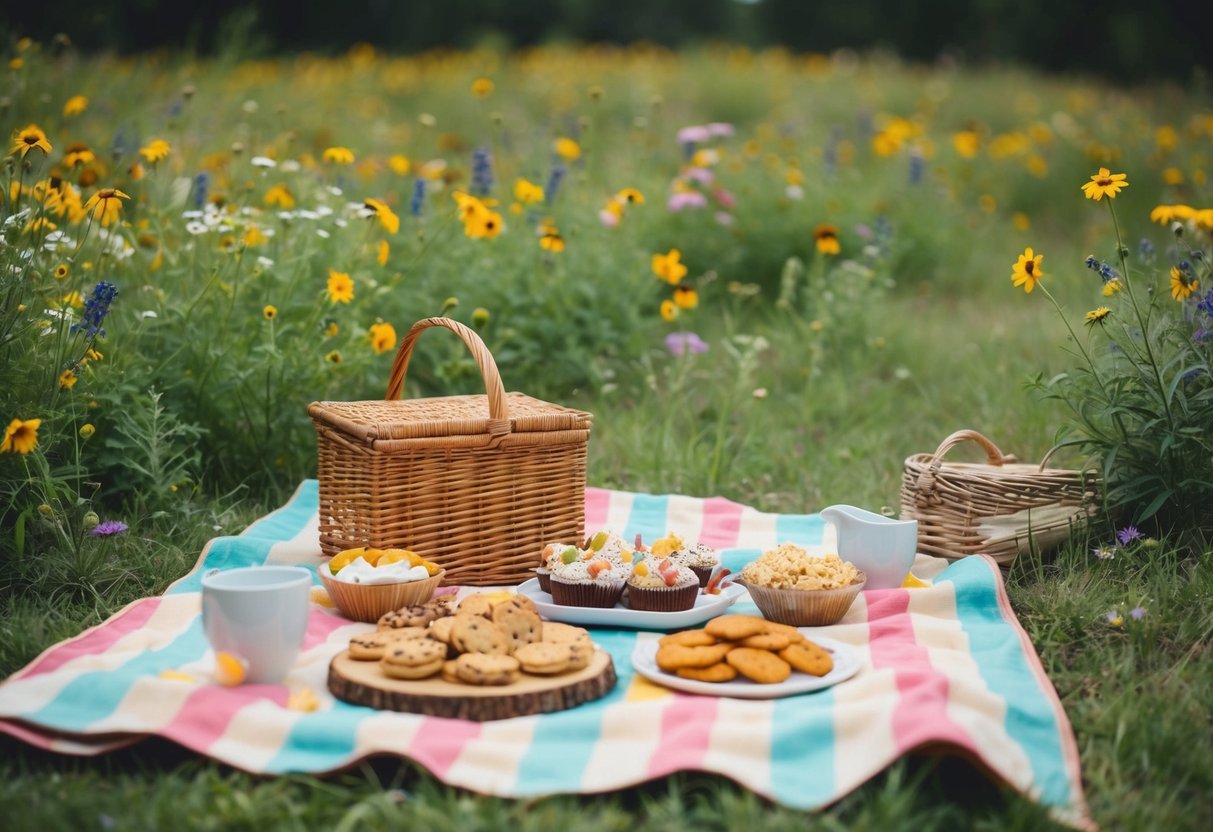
[0,481,1091,829]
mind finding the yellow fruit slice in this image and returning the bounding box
[901,572,931,588]
[214,651,247,686]
[328,547,366,574]
[376,549,413,566]
[361,547,385,566]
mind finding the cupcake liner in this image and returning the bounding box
[549,576,625,608]
[689,565,714,587]
[318,567,444,623]
[625,582,700,612]
[536,569,552,595]
[742,571,867,626]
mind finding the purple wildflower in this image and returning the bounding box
[665,332,709,356]
[676,125,711,145]
[1129,606,1146,620]
[90,520,129,537]
[667,191,708,211]
[71,281,118,339]
[1116,526,1143,545]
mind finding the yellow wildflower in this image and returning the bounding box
[813,224,840,255]
[263,305,278,320]
[327,269,355,304]
[363,198,399,234]
[673,284,699,310]
[660,299,678,322]
[1170,266,1198,301]
[553,137,581,160]
[59,368,78,389]
[323,146,355,165]
[471,77,495,97]
[652,249,688,285]
[514,178,544,203]
[369,322,397,355]
[1081,167,1129,201]
[388,154,411,175]
[1,417,41,455]
[63,95,89,117]
[139,139,171,164]
[11,124,52,158]
[1011,247,1044,293]
[377,239,390,266]
[264,184,295,209]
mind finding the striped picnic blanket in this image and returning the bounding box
[0,481,1090,829]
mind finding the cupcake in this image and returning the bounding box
[548,556,627,608]
[535,542,578,594]
[652,533,719,587]
[583,529,637,572]
[625,556,700,612]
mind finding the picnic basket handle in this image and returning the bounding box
[384,317,512,437]
[916,429,1018,495]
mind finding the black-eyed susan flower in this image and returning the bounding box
[1012,247,1044,293]
[139,138,171,164]
[327,269,354,304]
[324,321,339,338]
[553,138,581,161]
[1150,204,1195,225]
[673,284,699,310]
[63,143,95,168]
[54,263,69,279]
[11,124,51,158]
[363,198,399,234]
[323,146,355,165]
[813,224,840,255]
[539,228,564,252]
[617,188,645,205]
[369,322,397,354]
[952,130,980,158]
[263,305,278,320]
[652,249,688,285]
[513,178,544,204]
[1081,168,1129,201]
[660,299,678,322]
[1170,265,1199,300]
[82,187,130,225]
[58,368,78,389]
[471,77,494,97]
[63,95,89,117]
[1084,307,1111,327]
[1,417,41,455]
[325,350,342,364]
[1102,279,1123,297]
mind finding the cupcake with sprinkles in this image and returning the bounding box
[548,548,627,608]
[650,532,719,587]
[625,555,700,612]
[535,541,579,594]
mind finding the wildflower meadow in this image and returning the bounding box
[2,36,1212,831]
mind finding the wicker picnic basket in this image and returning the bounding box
[899,430,1100,568]
[308,317,592,586]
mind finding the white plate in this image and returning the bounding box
[516,578,745,630]
[630,634,861,699]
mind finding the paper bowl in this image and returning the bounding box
[318,564,444,623]
[741,571,867,627]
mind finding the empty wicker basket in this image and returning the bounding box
[899,430,1100,568]
[309,317,592,586]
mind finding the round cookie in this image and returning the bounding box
[440,659,461,684]
[450,615,510,656]
[656,642,734,672]
[659,629,717,648]
[456,594,495,619]
[427,616,455,644]
[540,621,593,646]
[454,653,521,686]
[739,632,792,651]
[379,604,437,630]
[514,642,573,675]
[491,597,543,653]
[779,640,834,677]
[675,662,738,683]
[380,638,448,680]
[564,640,593,671]
[705,614,769,641]
[348,628,425,661]
[726,647,792,684]
[760,621,806,643]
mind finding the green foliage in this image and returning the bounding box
[1031,202,1213,540]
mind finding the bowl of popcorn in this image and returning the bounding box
[318,547,444,622]
[739,544,866,626]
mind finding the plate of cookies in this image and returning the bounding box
[516,577,746,630]
[328,594,618,720]
[629,614,861,699]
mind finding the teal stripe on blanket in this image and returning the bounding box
[23,620,209,728]
[774,512,825,547]
[770,688,836,806]
[511,629,638,794]
[622,493,670,543]
[945,557,1074,809]
[262,703,362,773]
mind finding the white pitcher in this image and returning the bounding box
[819,505,918,590]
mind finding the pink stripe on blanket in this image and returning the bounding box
[302,609,356,651]
[866,590,978,754]
[17,598,162,680]
[646,694,720,776]
[697,497,746,548]
[584,488,612,530]
[407,717,483,777]
[162,685,289,751]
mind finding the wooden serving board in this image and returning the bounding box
[328,649,616,721]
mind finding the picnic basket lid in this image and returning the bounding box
[308,317,592,446]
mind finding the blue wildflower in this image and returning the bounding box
[1116,526,1142,545]
[1129,606,1146,621]
[470,147,494,197]
[192,173,209,210]
[1196,289,1213,317]
[1085,255,1099,271]
[1099,262,1117,281]
[544,164,567,204]
[71,281,118,339]
[1138,238,1155,259]
[409,179,426,217]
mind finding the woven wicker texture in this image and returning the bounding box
[899,429,1099,568]
[309,317,592,586]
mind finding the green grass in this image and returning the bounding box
[2,40,1213,831]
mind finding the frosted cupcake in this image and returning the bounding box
[625,556,700,612]
[535,542,579,594]
[583,529,637,573]
[651,533,719,587]
[548,556,627,608]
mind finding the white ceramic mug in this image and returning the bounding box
[200,566,312,684]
